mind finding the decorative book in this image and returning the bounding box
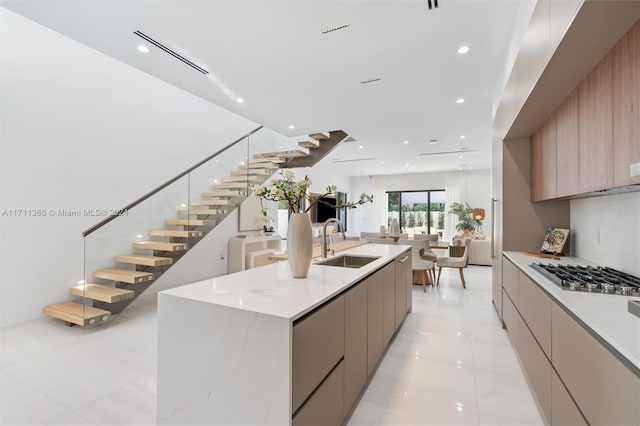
[540,228,569,255]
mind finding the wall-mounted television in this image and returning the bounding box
[307,192,348,230]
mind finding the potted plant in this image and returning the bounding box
[447,202,475,235]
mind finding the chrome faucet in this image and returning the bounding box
[322,218,346,258]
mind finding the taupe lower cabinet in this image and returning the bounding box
[501,257,640,426]
[292,251,411,425]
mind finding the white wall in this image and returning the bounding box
[0,10,262,326]
[570,192,640,276]
[348,170,492,240]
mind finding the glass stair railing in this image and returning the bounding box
[42,128,348,327]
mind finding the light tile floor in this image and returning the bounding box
[0,266,543,425]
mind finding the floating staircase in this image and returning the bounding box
[43,130,349,327]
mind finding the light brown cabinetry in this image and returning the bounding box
[344,282,368,415]
[518,313,552,425]
[551,303,640,425]
[394,255,409,330]
[292,361,345,426]
[382,262,396,347]
[612,21,640,187]
[551,370,586,426]
[518,274,551,357]
[578,52,614,193]
[292,250,411,424]
[292,295,345,413]
[555,90,580,197]
[531,114,557,201]
[502,257,519,304]
[502,256,640,426]
[367,272,384,377]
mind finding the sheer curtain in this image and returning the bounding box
[444,171,467,241]
[373,175,387,230]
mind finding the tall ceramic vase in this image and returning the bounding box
[287,212,313,278]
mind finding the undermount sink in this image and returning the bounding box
[315,255,380,269]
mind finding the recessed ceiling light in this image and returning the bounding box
[288,124,295,129]
[380,161,384,164]
[469,166,473,170]
[458,167,463,170]
[457,45,470,54]
[429,141,438,145]
[236,97,244,103]
[322,24,349,34]
[456,98,465,104]
[358,145,364,149]
[240,161,245,165]
[460,135,466,139]
[137,45,149,53]
[403,140,409,144]
[459,155,464,158]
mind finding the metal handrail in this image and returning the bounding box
[82,125,264,237]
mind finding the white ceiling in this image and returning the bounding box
[2,0,528,177]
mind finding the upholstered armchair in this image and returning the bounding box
[398,238,434,292]
[436,238,471,288]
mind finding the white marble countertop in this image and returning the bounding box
[160,243,410,321]
[504,251,640,372]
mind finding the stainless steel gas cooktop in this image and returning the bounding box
[530,263,640,296]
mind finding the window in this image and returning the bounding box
[387,190,445,237]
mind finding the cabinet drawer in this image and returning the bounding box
[518,272,551,357]
[552,303,640,425]
[292,360,345,426]
[552,369,587,426]
[518,314,552,425]
[502,289,519,347]
[503,258,519,305]
[292,296,345,412]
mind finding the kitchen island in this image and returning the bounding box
[157,243,411,425]
[502,251,640,425]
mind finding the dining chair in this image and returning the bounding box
[413,234,438,281]
[436,238,471,288]
[398,238,434,292]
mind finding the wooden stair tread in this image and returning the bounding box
[201,190,246,197]
[149,230,203,238]
[133,241,188,251]
[177,209,224,216]
[239,163,280,170]
[299,140,319,149]
[213,182,257,189]
[248,157,285,164]
[94,268,155,284]
[309,132,329,141]
[115,254,173,267]
[253,150,308,159]
[43,302,111,327]
[165,219,216,226]
[222,176,264,183]
[191,200,235,206]
[70,284,134,303]
[231,170,271,176]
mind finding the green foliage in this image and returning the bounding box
[438,211,445,229]
[448,202,475,232]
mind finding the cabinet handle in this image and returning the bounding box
[491,198,497,259]
[398,256,409,263]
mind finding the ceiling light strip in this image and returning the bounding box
[360,78,381,85]
[133,30,209,75]
[322,24,350,34]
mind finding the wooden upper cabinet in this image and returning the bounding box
[578,53,614,193]
[555,90,580,197]
[531,113,557,201]
[612,21,640,187]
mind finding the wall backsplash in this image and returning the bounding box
[570,191,640,276]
